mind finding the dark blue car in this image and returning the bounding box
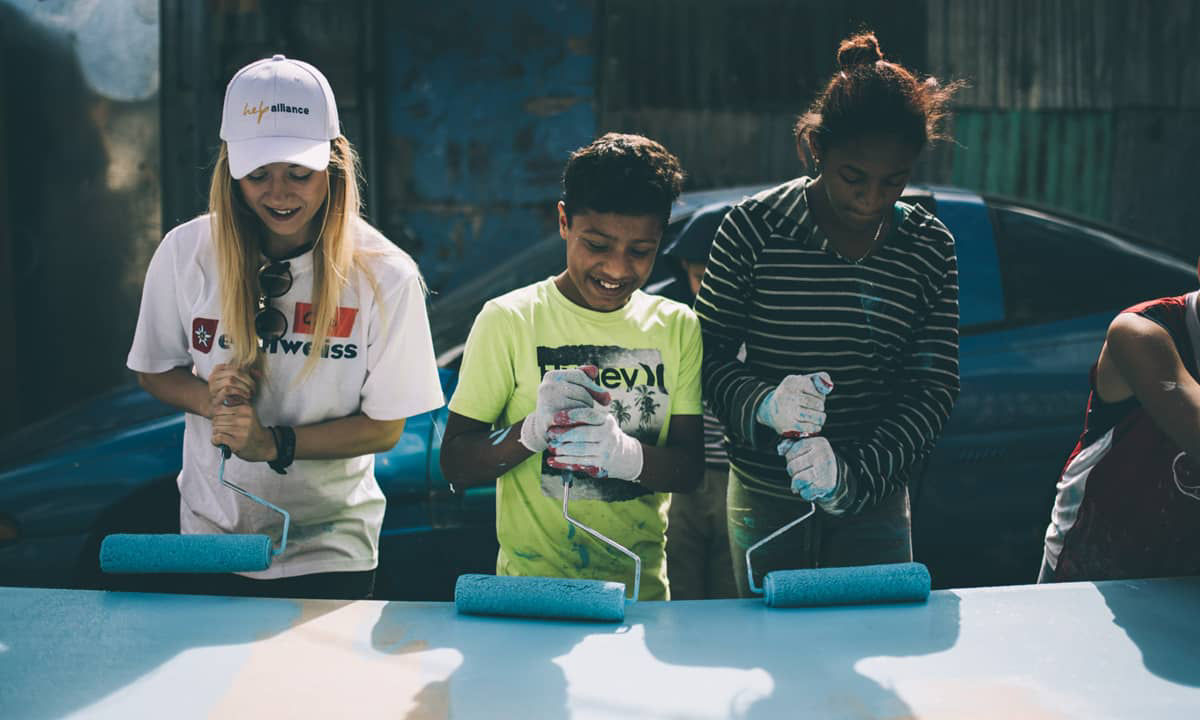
[0,185,1192,598]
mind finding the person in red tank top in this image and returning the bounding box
[1040,258,1200,582]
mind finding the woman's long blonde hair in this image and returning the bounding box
[208,135,379,379]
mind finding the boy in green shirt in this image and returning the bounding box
[440,133,704,600]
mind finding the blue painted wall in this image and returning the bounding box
[381,0,596,294]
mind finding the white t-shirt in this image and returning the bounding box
[127,215,444,579]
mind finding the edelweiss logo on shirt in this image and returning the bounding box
[192,318,218,354]
[242,100,312,124]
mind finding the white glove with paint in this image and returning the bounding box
[518,366,611,453]
[755,371,834,438]
[780,436,840,501]
[545,413,644,482]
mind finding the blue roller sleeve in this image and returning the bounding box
[454,574,626,622]
[99,533,273,574]
[763,562,931,608]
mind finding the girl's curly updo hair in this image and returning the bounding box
[796,32,962,156]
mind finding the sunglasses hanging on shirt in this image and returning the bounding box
[255,261,292,344]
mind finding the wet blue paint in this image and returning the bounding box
[0,588,301,719]
[6,580,1200,717]
[489,426,512,446]
[572,542,590,569]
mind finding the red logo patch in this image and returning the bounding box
[293,303,358,338]
[192,318,218,353]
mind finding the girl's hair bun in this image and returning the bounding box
[837,32,884,70]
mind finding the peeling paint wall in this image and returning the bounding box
[378,0,597,294]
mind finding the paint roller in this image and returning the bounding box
[744,503,930,607]
[743,372,929,607]
[100,444,290,574]
[455,473,640,622]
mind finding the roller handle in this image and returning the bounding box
[218,395,239,459]
[216,436,289,558]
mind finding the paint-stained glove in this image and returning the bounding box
[755,371,834,438]
[779,436,843,503]
[518,365,611,453]
[545,413,644,482]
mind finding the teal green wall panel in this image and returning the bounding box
[945,110,1115,222]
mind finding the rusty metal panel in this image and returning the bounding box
[379,0,597,293]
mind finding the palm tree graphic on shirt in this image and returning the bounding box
[634,385,660,433]
[609,398,632,430]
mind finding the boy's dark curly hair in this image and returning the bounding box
[562,133,685,228]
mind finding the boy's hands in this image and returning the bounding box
[546,414,644,481]
[518,365,611,453]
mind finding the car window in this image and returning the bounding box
[990,204,1195,327]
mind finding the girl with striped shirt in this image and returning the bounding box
[695,32,962,595]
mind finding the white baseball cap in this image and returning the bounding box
[219,54,339,180]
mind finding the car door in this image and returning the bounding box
[915,198,1197,589]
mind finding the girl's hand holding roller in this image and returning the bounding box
[755,371,834,438]
[210,396,276,462]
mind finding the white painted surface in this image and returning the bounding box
[2,578,1199,718]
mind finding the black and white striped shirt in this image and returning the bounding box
[695,177,960,514]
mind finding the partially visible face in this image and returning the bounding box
[813,134,920,233]
[557,203,662,311]
[681,258,706,298]
[237,163,329,246]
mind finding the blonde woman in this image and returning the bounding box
[127,55,443,599]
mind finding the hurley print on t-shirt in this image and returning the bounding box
[536,344,669,502]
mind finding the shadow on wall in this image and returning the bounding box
[0,0,161,436]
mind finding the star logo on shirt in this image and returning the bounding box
[192,318,219,354]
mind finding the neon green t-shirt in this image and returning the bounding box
[448,277,703,600]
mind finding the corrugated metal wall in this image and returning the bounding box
[598,0,928,189]
[923,0,1200,255]
[598,0,1200,258]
